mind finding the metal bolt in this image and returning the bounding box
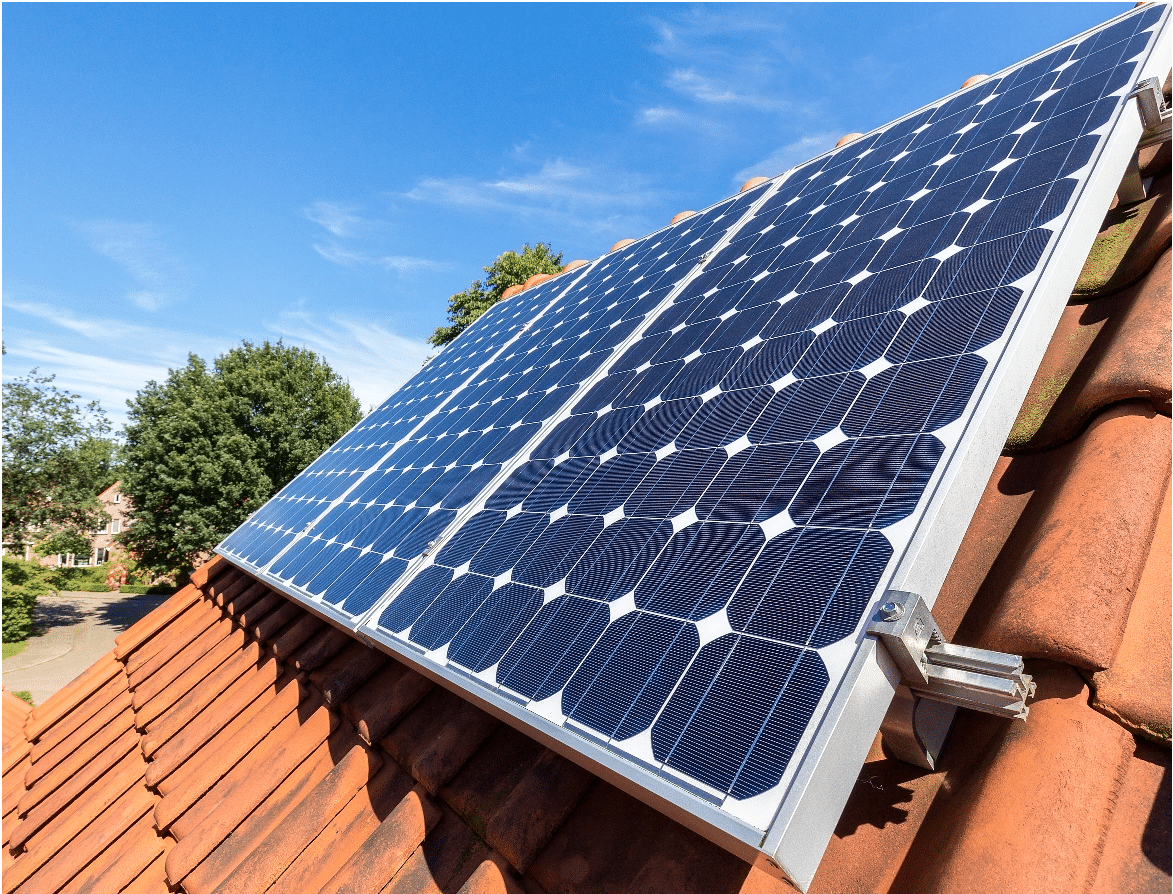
[879,601,905,622]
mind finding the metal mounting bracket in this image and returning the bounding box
[868,591,1035,769]
[1131,77,1171,149]
[1116,79,1170,205]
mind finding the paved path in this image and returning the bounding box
[3,590,170,706]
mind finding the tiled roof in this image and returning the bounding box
[3,99,1170,894]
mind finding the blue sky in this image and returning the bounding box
[3,2,1129,428]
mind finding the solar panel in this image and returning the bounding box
[217,6,1169,888]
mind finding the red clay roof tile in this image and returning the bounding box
[1009,245,1172,452]
[1087,738,1171,894]
[1075,173,1171,299]
[308,638,388,706]
[164,699,337,882]
[315,786,440,894]
[115,584,204,661]
[23,655,120,742]
[340,660,434,746]
[268,612,326,659]
[195,740,383,894]
[260,753,415,894]
[287,623,353,672]
[455,858,528,894]
[880,662,1135,894]
[140,643,270,759]
[972,404,1170,669]
[1090,479,1172,743]
[153,674,307,830]
[181,733,342,894]
[381,689,498,795]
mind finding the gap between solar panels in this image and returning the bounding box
[216,6,1171,889]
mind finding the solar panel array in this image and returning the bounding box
[220,186,769,618]
[219,0,1165,867]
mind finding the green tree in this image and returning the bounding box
[2,370,120,558]
[429,242,563,347]
[121,340,362,576]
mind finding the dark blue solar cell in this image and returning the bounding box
[268,534,320,578]
[370,506,430,553]
[563,612,699,739]
[728,527,893,647]
[409,572,495,651]
[794,313,904,378]
[567,517,674,601]
[925,228,1051,302]
[720,332,813,390]
[434,510,506,568]
[531,414,597,460]
[319,549,382,604]
[845,353,988,437]
[513,515,604,588]
[677,387,774,448]
[635,522,764,620]
[789,433,945,528]
[394,508,456,560]
[378,564,454,633]
[292,541,343,587]
[699,442,820,523]
[337,556,410,614]
[485,423,542,464]
[304,545,362,596]
[496,595,612,701]
[627,448,728,519]
[569,454,657,516]
[572,406,644,457]
[353,505,405,545]
[522,455,597,513]
[652,635,828,798]
[888,287,1020,362]
[661,348,739,402]
[617,399,702,453]
[448,582,544,673]
[470,511,549,576]
[764,283,851,336]
[750,373,865,445]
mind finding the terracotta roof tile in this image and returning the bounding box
[1090,479,1172,743]
[259,754,414,894]
[868,662,1135,894]
[308,638,388,706]
[382,688,499,795]
[164,699,337,882]
[455,858,528,894]
[115,584,204,661]
[314,786,441,894]
[952,403,1170,669]
[193,740,383,894]
[2,692,31,750]
[181,733,341,894]
[1087,738,1171,894]
[28,684,129,774]
[339,659,434,746]
[153,674,307,829]
[286,623,353,672]
[269,612,327,659]
[1076,173,1172,299]
[1009,245,1172,452]
[23,654,120,742]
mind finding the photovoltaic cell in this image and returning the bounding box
[217,5,1167,885]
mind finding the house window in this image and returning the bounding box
[111,519,121,534]
[95,548,109,564]
[114,492,121,504]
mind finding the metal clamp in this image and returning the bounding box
[1131,77,1171,149]
[869,591,1035,769]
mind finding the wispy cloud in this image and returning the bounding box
[406,158,659,234]
[311,241,446,273]
[733,132,842,184]
[666,68,791,112]
[267,309,432,412]
[76,219,186,311]
[305,200,363,237]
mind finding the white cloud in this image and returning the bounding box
[266,310,432,412]
[304,200,366,238]
[76,219,186,311]
[733,132,842,184]
[666,68,792,112]
[406,158,659,235]
[311,241,446,273]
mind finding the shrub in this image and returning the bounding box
[2,557,55,642]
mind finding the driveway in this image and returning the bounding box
[3,590,170,706]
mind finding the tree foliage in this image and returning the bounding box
[2,370,120,557]
[429,243,563,347]
[121,340,362,576]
